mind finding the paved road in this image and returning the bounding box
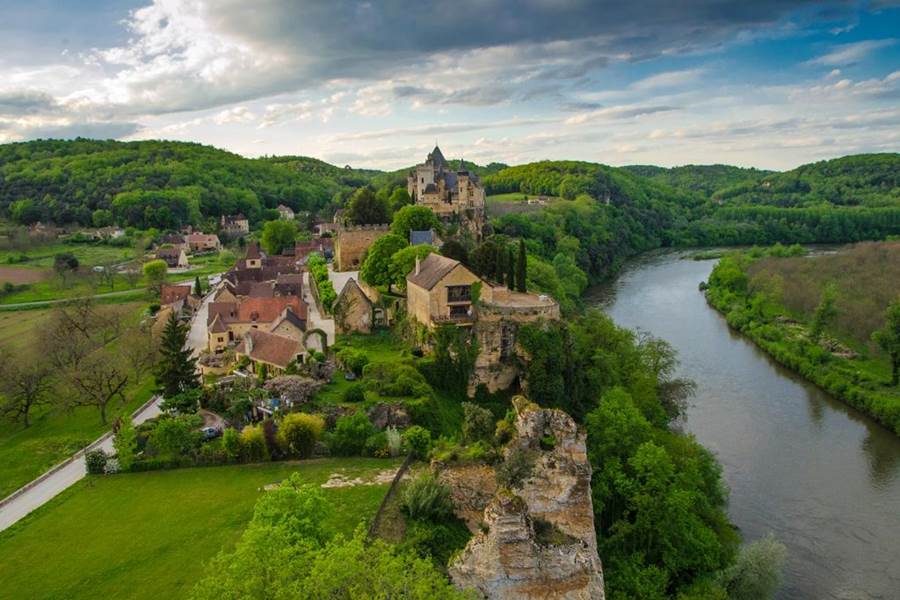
[0,397,162,532]
[303,271,335,348]
[186,286,217,357]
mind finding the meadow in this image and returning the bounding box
[0,458,400,599]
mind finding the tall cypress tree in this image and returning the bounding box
[516,239,527,292]
[494,243,505,284]
[194,275,203,296]
[507,248,516,290]
[156,312,199,397]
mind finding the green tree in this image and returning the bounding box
[389,244,436,291]
[359,233,408,290]
[194,275,203,296]
[719,534,787,600]
[222,428,241,461]
[391,205,441,240]
[143,259,168,294]
[92,208,114,227]
[873,297,900,386]
[150,414,201,456]
[506,247,516,290]
[155,311,199,397]
[810,282,838,343]
[260,219,298,255]
[462,402,494,443]
[516,238,528,292]
[441,239,469,265]
[53,252,79,287]
[279,413,325,458]
[346,187,389,225]
[388,187,412,211]
[113,417,137,470]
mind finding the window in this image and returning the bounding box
[447,285,471,303]
[449,305,469,317]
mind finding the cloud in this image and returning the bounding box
[806,38,896,65]
[564,104,678,125]
[0,90,58,115]
[328,117,556,143]
[631,69,705,91]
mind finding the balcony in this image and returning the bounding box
[446,285,472,304]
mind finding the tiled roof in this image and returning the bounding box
[160,284,192,306]
[406,253,461,291]
[208,313,228,333]
[245,242,262,259]
[185,233,219,243]
[237,296,307,323]
[156,247,182,258]
[236,329,302,369]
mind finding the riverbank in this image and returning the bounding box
[703,245,900,436]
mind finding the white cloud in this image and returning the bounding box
[806,39,896,66]
[630,68,705,91]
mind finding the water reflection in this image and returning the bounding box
[590,251,900,600]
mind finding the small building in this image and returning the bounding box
[156,247,189,269]
[235,329,305,375]
[243,242,263,269]
[159,283,199,318]
[334,225,390,271]
[293,239,334,263]
[220,214,249,237]
[333,278,375,334]
[185,233,221,253]
[160,234,189,253]
[406,254,481,327]
[277,204,295,220]
[207,296,308,352]
[274,273,303,297]
[313,222,338,237]
[269,307,307,341]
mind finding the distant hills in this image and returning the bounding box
[0,138,897,240]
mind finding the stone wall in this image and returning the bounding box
[334,225,390,271]
[447,398,605,599]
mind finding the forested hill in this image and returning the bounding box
[0,139,376,229]
[622,164,772,199]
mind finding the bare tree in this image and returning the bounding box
[121,325,159,382]
[0,347,55,428]
[65,349,130,424]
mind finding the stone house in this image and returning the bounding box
[159,283,199,319]
[220,214,249,237]
[184,233,221,253]
[407,145,485,238]
[334,224,390,271]
[160,234,189,253]
[276,204,295,220]
[234,329,305,374]
[156,247,189,269]
[333,278,375,334]
[406,254,481,327]
[207,296,307,352]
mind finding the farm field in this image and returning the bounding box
[0,458,401,600]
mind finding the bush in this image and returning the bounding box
[336,348,370,375]
[402,425,432,459]
[161,388,201,414]
[342,383,366,403]
[240,424,269,462]
[365,431,389,457]
[401,472,453,521]
[496,445,537,488]
[149,415,203,456]
[222,428,241,461]
[462,402,494,444]
[327,411,376,456]
[719,534,787,600]
[85,449,108,475]
[279,413,325,458]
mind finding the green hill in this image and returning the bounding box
[622,164,772,199]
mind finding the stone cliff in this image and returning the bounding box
[446,397,605,599]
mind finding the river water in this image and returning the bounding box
[590,251,900,600]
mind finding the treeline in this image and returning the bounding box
[623,164,771,199]
[0,139,366,228]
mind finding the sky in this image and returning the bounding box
[1,1,899,171]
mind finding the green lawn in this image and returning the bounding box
[0,377,156,499]
[485,192,559,203]
[317,331,414,404]
[0,457,401,600]
[0,242,134,270]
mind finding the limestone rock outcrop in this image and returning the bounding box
[448,397,605,599]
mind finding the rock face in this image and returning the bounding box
[437,463,498,532]
[448,397,605,599]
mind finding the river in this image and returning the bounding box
[590,251,900,600]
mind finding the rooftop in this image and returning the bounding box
[235,329,302,369]
[406,253,462,290]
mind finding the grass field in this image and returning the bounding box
[0,457,401,599]
[485,193,562,217]
[0,242,134,270]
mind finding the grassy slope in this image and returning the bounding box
[0,458,400,599]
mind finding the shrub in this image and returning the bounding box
[462,402,494,444]
[365,431,389,457]
[401,472,453,521]
[280,413,325,458]
[496,445,537,488]
[85,449,108,474]
[240,424,269,462]
[114,418,137,471]
[336,348,370,375]
[161,388,201,414]
[494,419,516,445]
[718,534,787,600]
[327,411,376,456]
[342,383,366,403]
[149,415,202,456]
[222,428,241,461]
[402,425,432,459]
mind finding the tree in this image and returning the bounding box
[260,219,297,255]
[346,187,389,225]
[359,233,407,290]
[194,275,203,296]
[390,205,441,240]
[279,413,325,458]
[65,349,130,424]
[441,239,469,265]
[121,325,158,382]
[388,187,412,211]
[155,311,199,397]
[873,297,900,386]
[389,244,436,291]
[506,247,516,290]
[517,238,527,292]
[810,282,838,343]
[92,208,114,227]
[143,259,168,294]
[113,417,137,471]
[462,402,494,443]
[150,414,202,455]
[53,252,79,287]
[719,534,787,600]
[0,348,54,428]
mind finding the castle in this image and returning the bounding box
[407,145,485,238]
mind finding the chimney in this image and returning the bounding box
[415,256,421,275]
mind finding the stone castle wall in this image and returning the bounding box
[334,225,390,271]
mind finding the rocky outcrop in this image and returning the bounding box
[437,463,498,532]
[448,397,604,599]
[367,402,412,429]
